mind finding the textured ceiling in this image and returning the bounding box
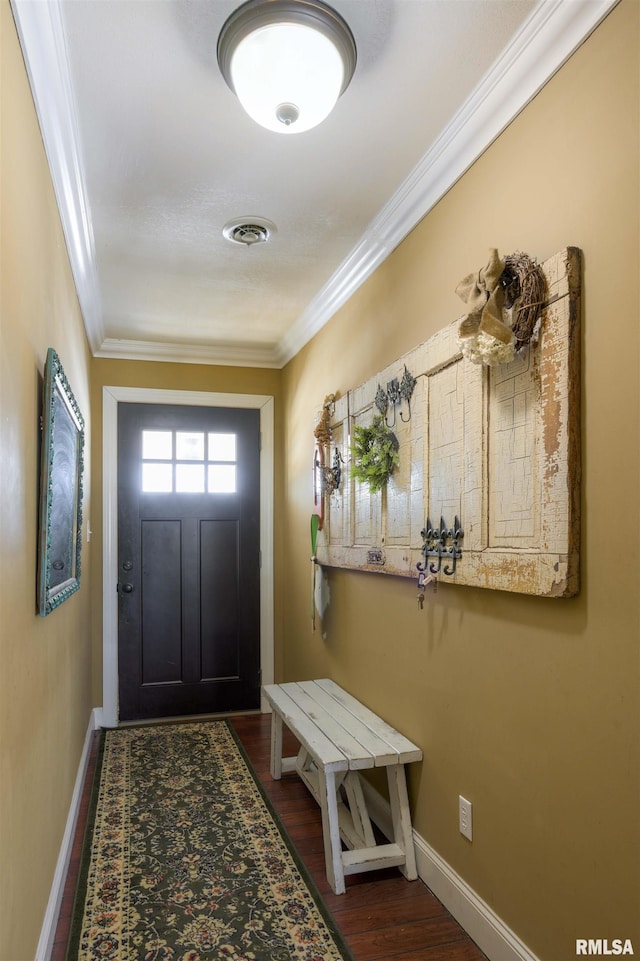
[13,0,616,367]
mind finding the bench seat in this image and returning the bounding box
[263,678,422,894]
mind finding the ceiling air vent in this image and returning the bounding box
[223,216,276,247]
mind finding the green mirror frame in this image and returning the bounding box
[37,348,85,616]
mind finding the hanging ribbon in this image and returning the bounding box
[310,513,319,631]
[456,249,515,365]
[456,248,508,337]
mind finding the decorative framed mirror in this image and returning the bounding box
[37,348,85,615]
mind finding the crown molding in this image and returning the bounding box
[12,0,618,368]
[11,0,104,353]
[95,337,282,369]
[276,0,620,366]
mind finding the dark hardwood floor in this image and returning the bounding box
[53,713,486,961]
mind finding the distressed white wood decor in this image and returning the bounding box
[317,247,580,596]
[263,679,422,895]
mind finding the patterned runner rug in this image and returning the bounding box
[67,721,354,961]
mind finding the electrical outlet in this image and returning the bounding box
[459,795,473,841]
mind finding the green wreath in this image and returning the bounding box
[350,414,399,493]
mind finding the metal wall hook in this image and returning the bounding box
[443,516,464,575]
[419,518,435,550]
[386,378,400,406]
[374,384,388,417]
[399,366,417,423]
[385,378,400,427]
[429,517,447,574]
[417,517,438,576]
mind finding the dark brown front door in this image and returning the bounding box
[117,402,260,721]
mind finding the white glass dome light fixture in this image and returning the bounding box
[217,0,356,134]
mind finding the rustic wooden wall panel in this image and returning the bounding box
[317,247,580,597]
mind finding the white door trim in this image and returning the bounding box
[102,386,274,728]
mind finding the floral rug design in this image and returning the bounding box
[68,722,353,961]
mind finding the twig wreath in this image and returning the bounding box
[502,251,547,351]
[350,414,399,493]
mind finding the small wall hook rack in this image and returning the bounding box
[417,515,464,577]
[375,368,417,428]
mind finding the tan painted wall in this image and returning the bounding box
[281,3,639,959]
[89,359,285,706]
[0,5,94,958]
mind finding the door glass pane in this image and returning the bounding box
[176,463,205,493]
[176,431,204,461]
[208,433,236,462]
[208,464,236,493]
[142,430,172,460]
[142,462,173,492]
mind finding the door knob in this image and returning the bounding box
[121,583,134,593]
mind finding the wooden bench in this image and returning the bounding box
[262,678,423,895]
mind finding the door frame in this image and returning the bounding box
[101,386,274,727]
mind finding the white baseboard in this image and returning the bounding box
[92,706,106,729]
[360,778,539,961]
[36,708,102,961]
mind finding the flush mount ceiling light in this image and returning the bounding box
[217,0,356,134]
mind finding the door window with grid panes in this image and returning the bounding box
[141,430,238,494]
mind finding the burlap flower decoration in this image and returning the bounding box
[456,249,516,366]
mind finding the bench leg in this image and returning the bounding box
[269,711,283,780]
[343,771,376,847]
[387,764,418,881]
[318,769,346,895]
